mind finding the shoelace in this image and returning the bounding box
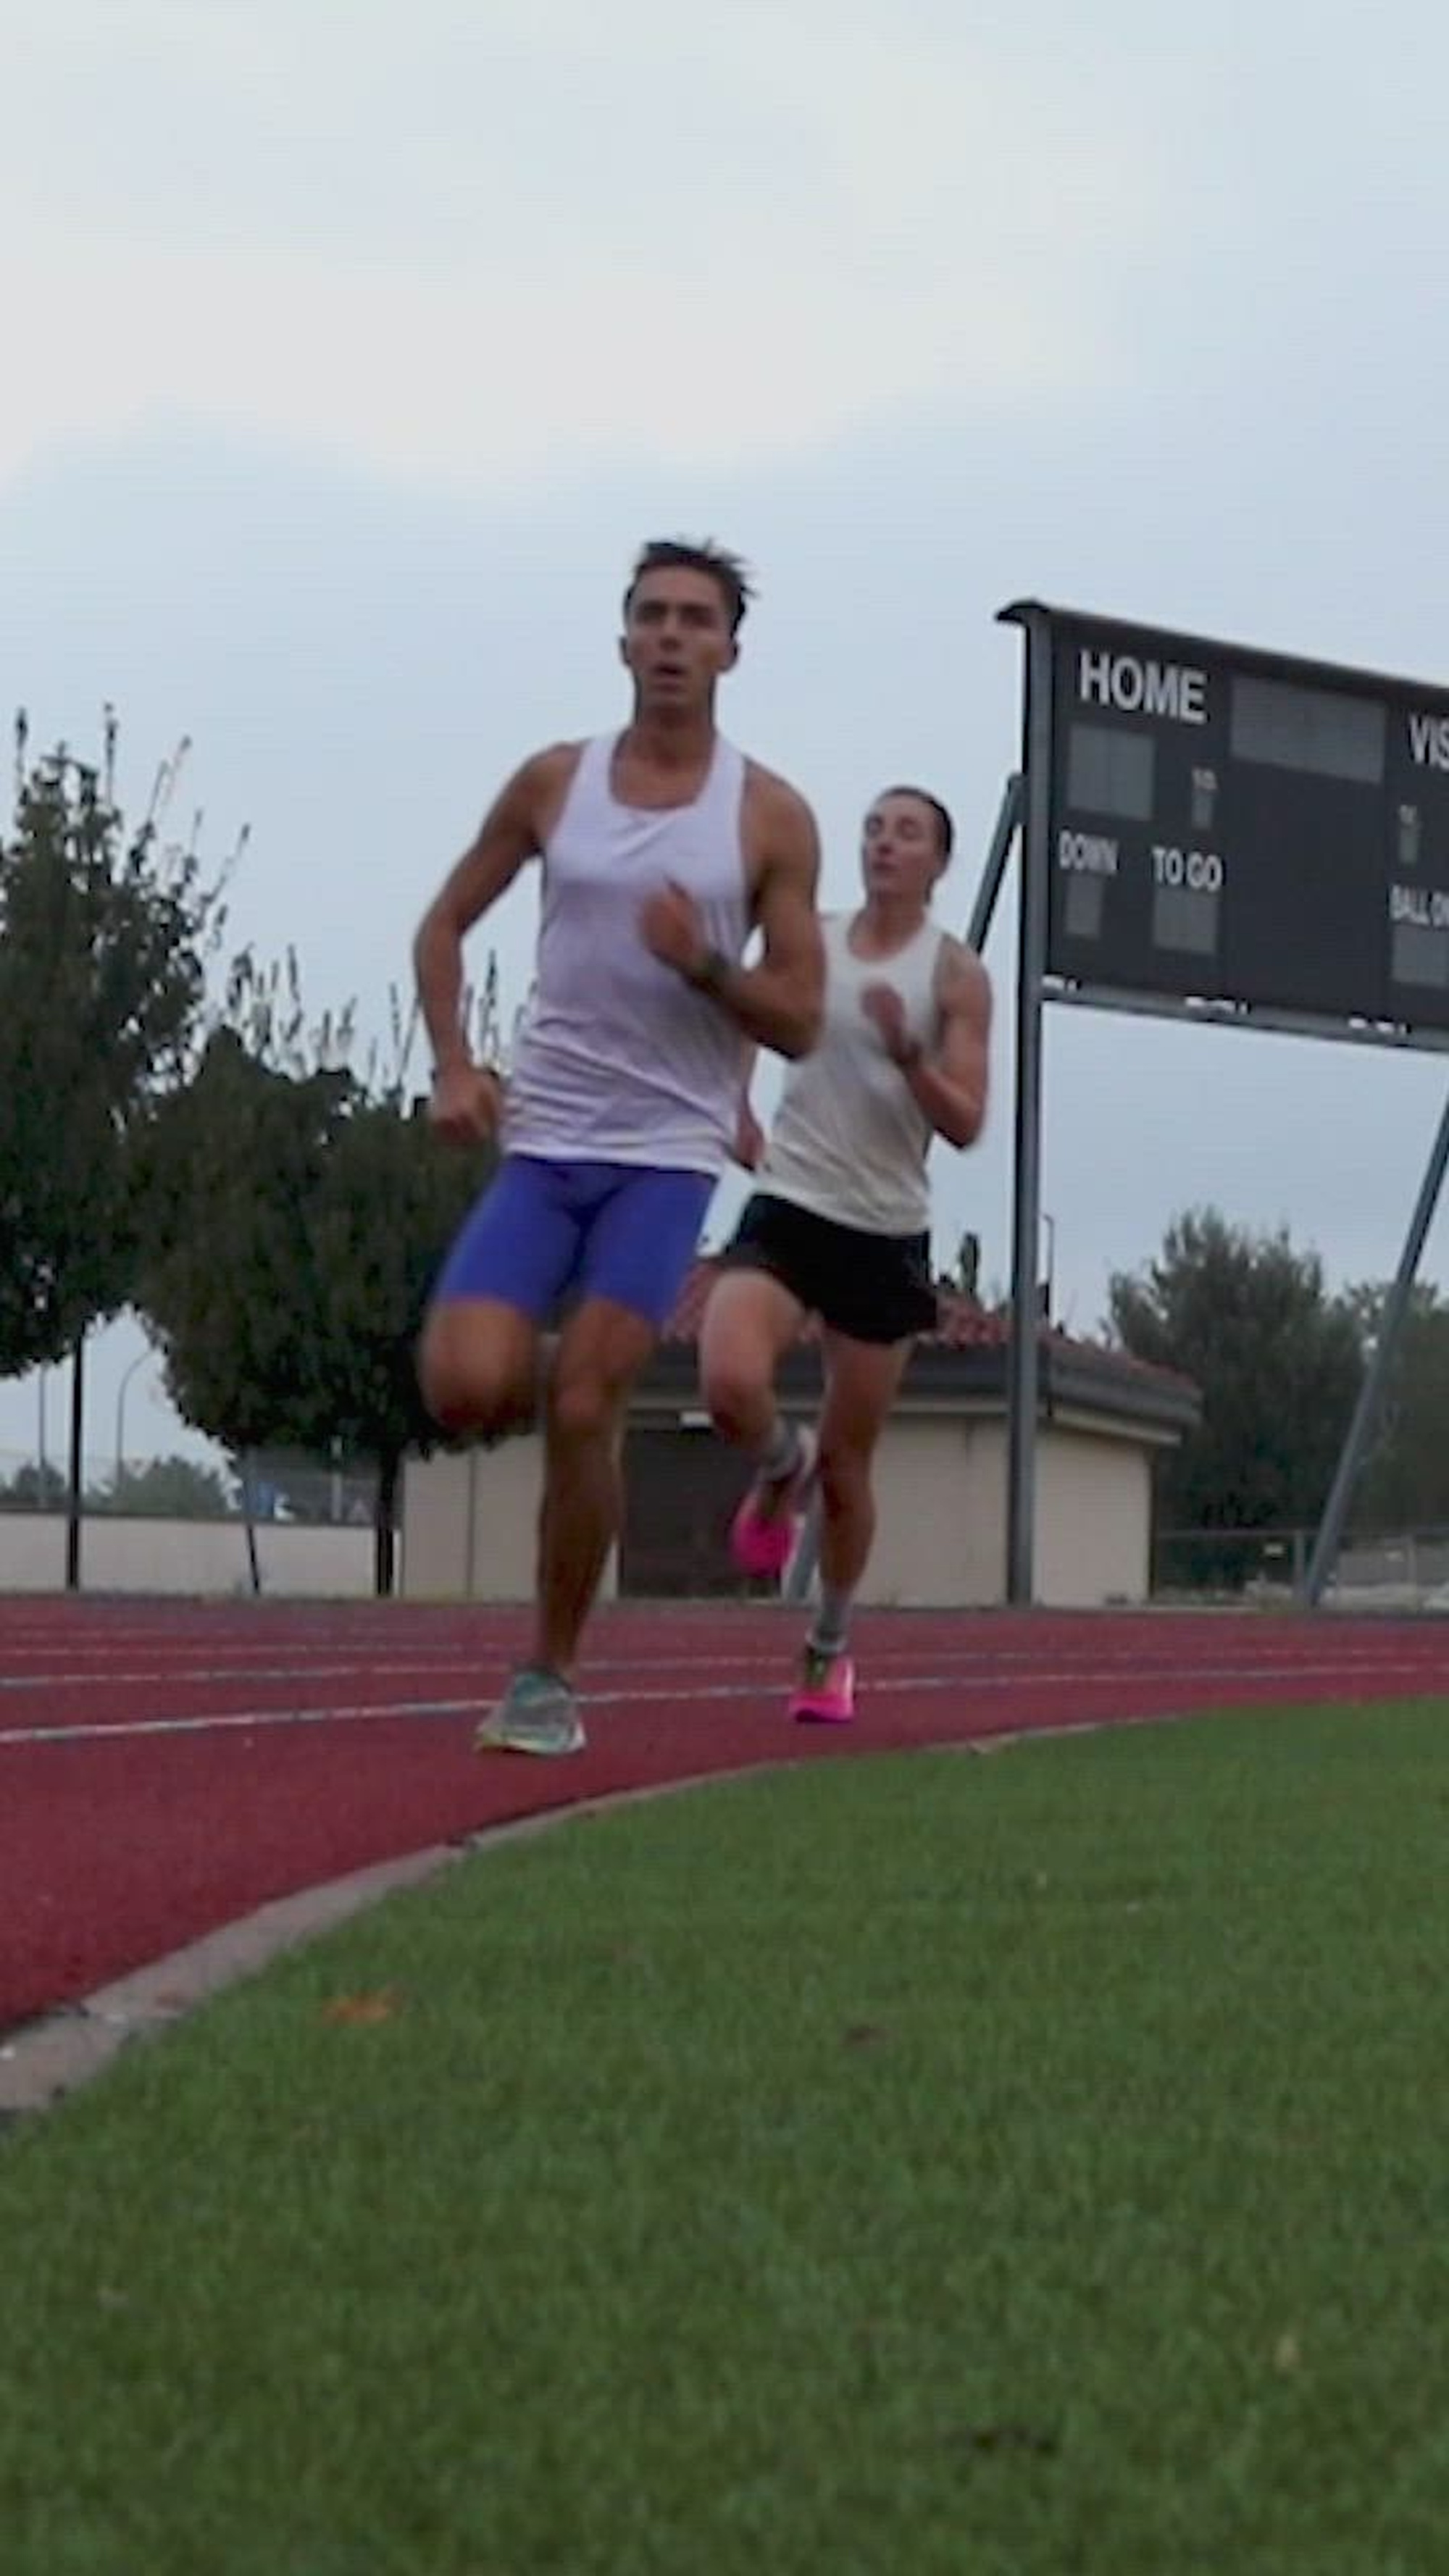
[803,1643,845,1682]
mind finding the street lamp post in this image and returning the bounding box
[114,1349,151,1499]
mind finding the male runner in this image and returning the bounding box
[414,538,822,1755]
[701,785,991,1721]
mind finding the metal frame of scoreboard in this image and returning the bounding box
[992,601,1449,1607]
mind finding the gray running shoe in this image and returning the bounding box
[473,1667,585,1757]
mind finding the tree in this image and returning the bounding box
[0,715,231,1580]
[135,1023,352,1455]
[1108,1208,1364,1585]
[940,1231,982,1299]
[135,960,498,1595]
[0,1461,67,1512]
[303,1091,494,1590]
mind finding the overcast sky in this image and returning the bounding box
[5,0,1449,1476]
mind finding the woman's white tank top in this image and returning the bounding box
[760,909,943,1235]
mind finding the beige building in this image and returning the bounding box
[401,1261,1198,1610]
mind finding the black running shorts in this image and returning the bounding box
[720,1192,938,1347]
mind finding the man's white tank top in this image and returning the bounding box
[505,732,751,1173]
[761,909,944,1235]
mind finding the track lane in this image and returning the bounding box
[4,1600,1447,2033]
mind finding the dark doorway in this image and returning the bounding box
[619,1426,767,1597]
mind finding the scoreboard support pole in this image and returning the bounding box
[1302,1090,1449,1607]
[1006,614,1055,1606]
[779,770,1027,1612]
[966,770,1023,953]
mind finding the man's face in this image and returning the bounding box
[620,567,738,711]
[861,792,945,903]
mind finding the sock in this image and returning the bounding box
[810,1586,853,1656]
[757,1416,803,1486]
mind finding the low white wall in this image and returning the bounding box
[401,1415,1154,1608]
[866,1419,995,1605]
[867,1418,1151,1607]
[1034,1425,1151,1607]
[0,1514,374,1597]
[401,1434,619,1603]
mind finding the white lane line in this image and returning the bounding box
[4,1634,1446,1696]
[0,1653,1441,1749]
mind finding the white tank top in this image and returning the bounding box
[761,910,944,1234]
[505,732,751,1172]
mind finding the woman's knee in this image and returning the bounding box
[700,1284,792,1444]
[816,1434,874,1516]
[701,1349,773,1445]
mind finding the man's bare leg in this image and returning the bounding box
[533,1298,656,1678]
[417,1297,540,1440]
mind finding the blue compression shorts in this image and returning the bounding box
[430,1155,714,1331]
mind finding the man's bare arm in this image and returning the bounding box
[640,776,823,1060]
[900,940,991,1148]
[730,787,825,1057]
[413,748,568,1073]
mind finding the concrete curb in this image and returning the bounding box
[0,1762,809,2123]
[0,1697,1271,2123]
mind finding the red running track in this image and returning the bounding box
[4,1596,1448,2034]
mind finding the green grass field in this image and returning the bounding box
[5,1702,1449,2573]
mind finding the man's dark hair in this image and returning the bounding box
[624,538,754,636]
[885,785,955,866]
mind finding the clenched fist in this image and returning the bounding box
[427,1061,503,1146]
[640,878,710,980]
[860,982,909,1058]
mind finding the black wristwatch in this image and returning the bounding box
[893,1036,924,1073]
[687,948,732,997]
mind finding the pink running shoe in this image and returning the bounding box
[730,1433,814,1581]
[790,1643,855,1725]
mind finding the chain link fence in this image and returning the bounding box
[1153,1523,1449,1610]
[0,1445,378,1526]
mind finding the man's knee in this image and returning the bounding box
[547,1366,623,1447]
[417,1305,536,1440]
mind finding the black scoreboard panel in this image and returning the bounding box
[1001,603,1449,1039]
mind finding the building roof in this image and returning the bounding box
[663,1255,1196,1401]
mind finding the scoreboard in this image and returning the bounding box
[999,603,1449,1043]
